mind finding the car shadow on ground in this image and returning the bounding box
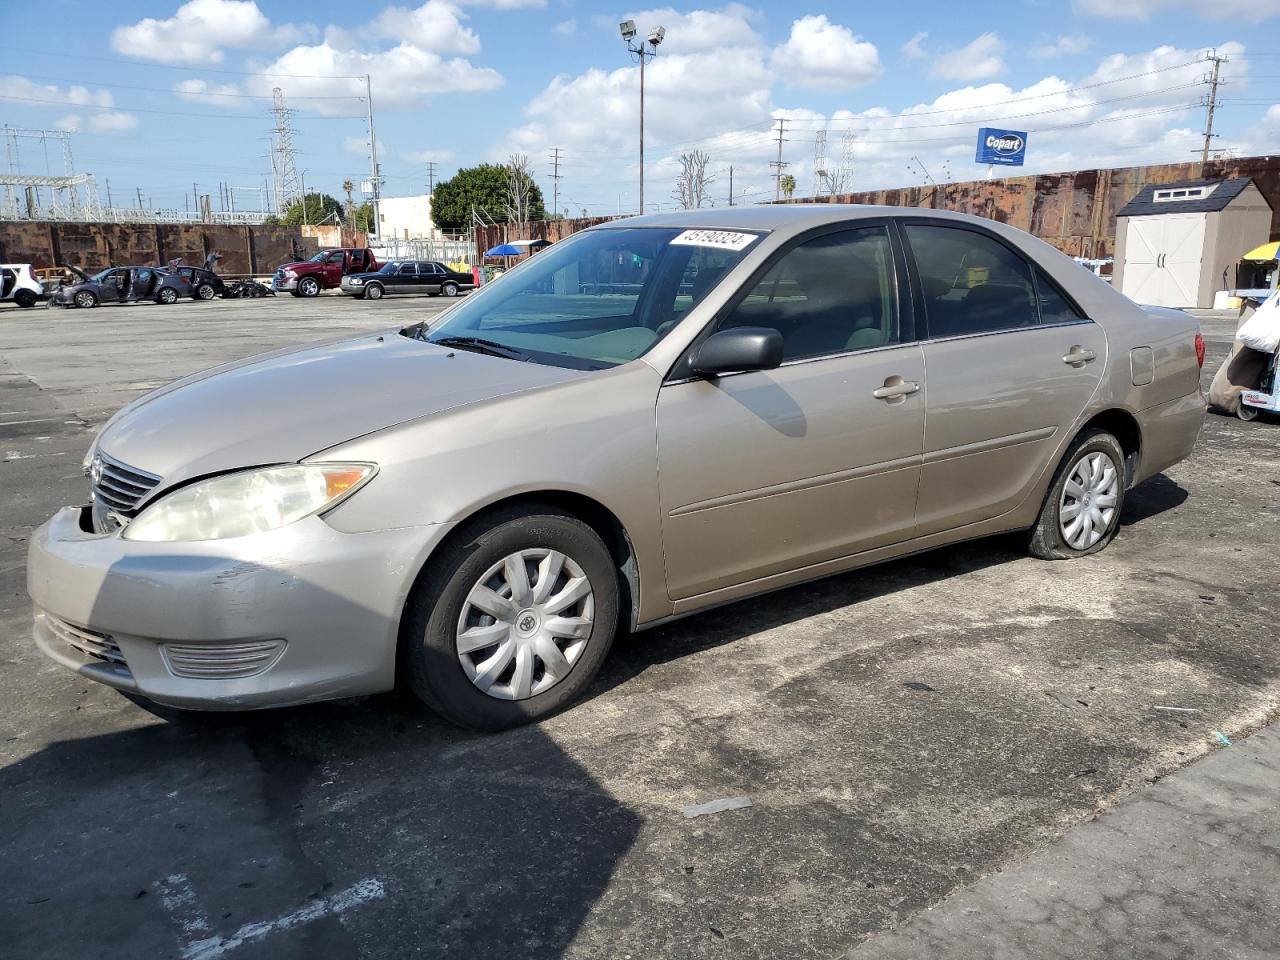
[4,473,1190,960]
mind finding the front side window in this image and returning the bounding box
[422,227,759,368]
[397,263,417,276]
[905,224,1037,338]
[717,226,899,362]
[326,252,344,264]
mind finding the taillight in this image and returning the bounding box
[1194,332,1205,368]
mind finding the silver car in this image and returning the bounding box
[27,207,1206,730]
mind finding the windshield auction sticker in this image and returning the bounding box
[670,230,758,251]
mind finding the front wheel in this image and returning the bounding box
[441,281,459,298]
[297,277,320,298]
[1027,428,1126,560]
[404,507,619,731]
[1237,402,1259,422]
[156,287,178,305]
[74,290,98,309]
[364,282,384,300]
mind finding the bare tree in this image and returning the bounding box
[505,153,532,224]
[672,150,716,210]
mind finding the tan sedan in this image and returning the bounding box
[28,207,1205,729]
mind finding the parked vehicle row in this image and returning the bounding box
[340,260,476,299]
[50,265,195,308]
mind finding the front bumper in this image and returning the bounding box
[272,274,299,292]
[339,281,365,297]
[28,506,453,710]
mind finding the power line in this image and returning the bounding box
[3,50,366,79]
[0,94,363,120]
[9,73,364,100]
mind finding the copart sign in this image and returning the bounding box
[976,128,1027,166]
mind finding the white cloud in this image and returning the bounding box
[461,0,545,7]
[902,32,928,61]
[405,148,455,163]
[1074,0,1277,20]
[172,78,242,104]
[110,0,301,65]
[554,18,576,36]
[344,135,386,157]
[1032,35,1092,58]
[770,15,881,91]
[369,1,481,54]
[0,76,138,134]
[620,4,762,53]
[932,32,1005,81]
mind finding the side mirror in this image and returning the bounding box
[691,327,784,377]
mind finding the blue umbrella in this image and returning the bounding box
[485,244,522,257]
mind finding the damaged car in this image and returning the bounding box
[50,265,193,308]
[28,207,1206,730]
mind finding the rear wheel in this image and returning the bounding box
[156,287,178,305]
[74,290,98,309]
[404,506,619,731]
[14,289,36,308]
[441,280,459,298]
[298,276,320,298]
[195,283,216,301]
[1237,402,1259,422]
[364,282,384,300]
[1027,428,1126,560]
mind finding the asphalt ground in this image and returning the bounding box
[1,295,1277,959]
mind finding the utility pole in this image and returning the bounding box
[770,118,789,202]
[192,182,198,219]
[104,179,112,208]
[425,160,437,195]
[136,186,143,209]
[1200,49,1227,175]
[728,165,734,206]
[364,74,381,239]
[549,147,562,219]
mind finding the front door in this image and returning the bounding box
[902,222,1107,535]
[99,269,127,303]
[656,224,925,600]
[391,262,418,293]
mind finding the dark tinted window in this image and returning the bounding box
[397,263,417,276]
[718,227,899,361]
[905,225,1037,337]
[425,262,444,275]
[1034,267,1085,325]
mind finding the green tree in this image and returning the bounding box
[779,174,796,200]
[281,192,344,225]
[351,201,375,233]
[431,163,547,230]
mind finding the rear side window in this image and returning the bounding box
[1034,267,1086,325]
[905,224,1037,338]
[719,226,899,361]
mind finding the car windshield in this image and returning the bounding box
[306,252,328,263]
[416,227,759,369]
[378,262,400,274]
[90,269,116,282]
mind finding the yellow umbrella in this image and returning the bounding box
[1241,241,1280,262]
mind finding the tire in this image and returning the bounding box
[1027,428,1127,560]
[404,506,620,731]
[156,287,179,305]
[364,282,384,300]
[1237,402,1259,422]
[297,277,320,298]
[73,290,98,309]
[14,289,36,308]
[441,281,459,298]
[196,283,216,301]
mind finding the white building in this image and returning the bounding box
[376,195,440,241]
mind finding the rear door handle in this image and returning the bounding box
[1062,347,1096,366]
[872,377,920,401]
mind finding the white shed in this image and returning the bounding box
[1113,178,1273,309]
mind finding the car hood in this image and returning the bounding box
[343,271,387,282]
[95,332,589,489]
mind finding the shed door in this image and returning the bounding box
[1119,214,1204,308]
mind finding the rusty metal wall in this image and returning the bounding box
[791,155,1280,259]
[0,222,325,275]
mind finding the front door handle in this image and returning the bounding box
[872,377,920,401]
[1062,346,1096,366]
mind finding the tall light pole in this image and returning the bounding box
[300,169,309,226]
[620,20,665,215]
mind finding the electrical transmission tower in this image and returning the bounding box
[270,88,303,214]
[812,129,828,198]
[1,126,99,220]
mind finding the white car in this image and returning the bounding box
[1,264,45,308]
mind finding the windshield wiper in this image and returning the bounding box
[430,335,530,362]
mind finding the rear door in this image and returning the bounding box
[656,222,926,599]
[902,221,1107,536]
[421,262,445,294]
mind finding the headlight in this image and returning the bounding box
[349,278,363,285]
[123,463,375,542]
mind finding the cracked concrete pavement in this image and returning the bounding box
[1,297,1277,959]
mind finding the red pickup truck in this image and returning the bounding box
[273,248,379,297]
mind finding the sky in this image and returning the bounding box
[2,0,1280,219]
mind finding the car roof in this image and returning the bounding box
[598,203,1011,238]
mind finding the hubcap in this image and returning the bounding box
[76,293,92,307]
[1059,451,1119,550]
[456,548,594,701]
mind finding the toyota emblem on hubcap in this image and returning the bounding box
[518,614,537,632]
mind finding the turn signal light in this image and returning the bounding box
[1194,332,1205,368]
[325,467,369,499]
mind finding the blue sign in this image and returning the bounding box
[976,128,1027,166]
